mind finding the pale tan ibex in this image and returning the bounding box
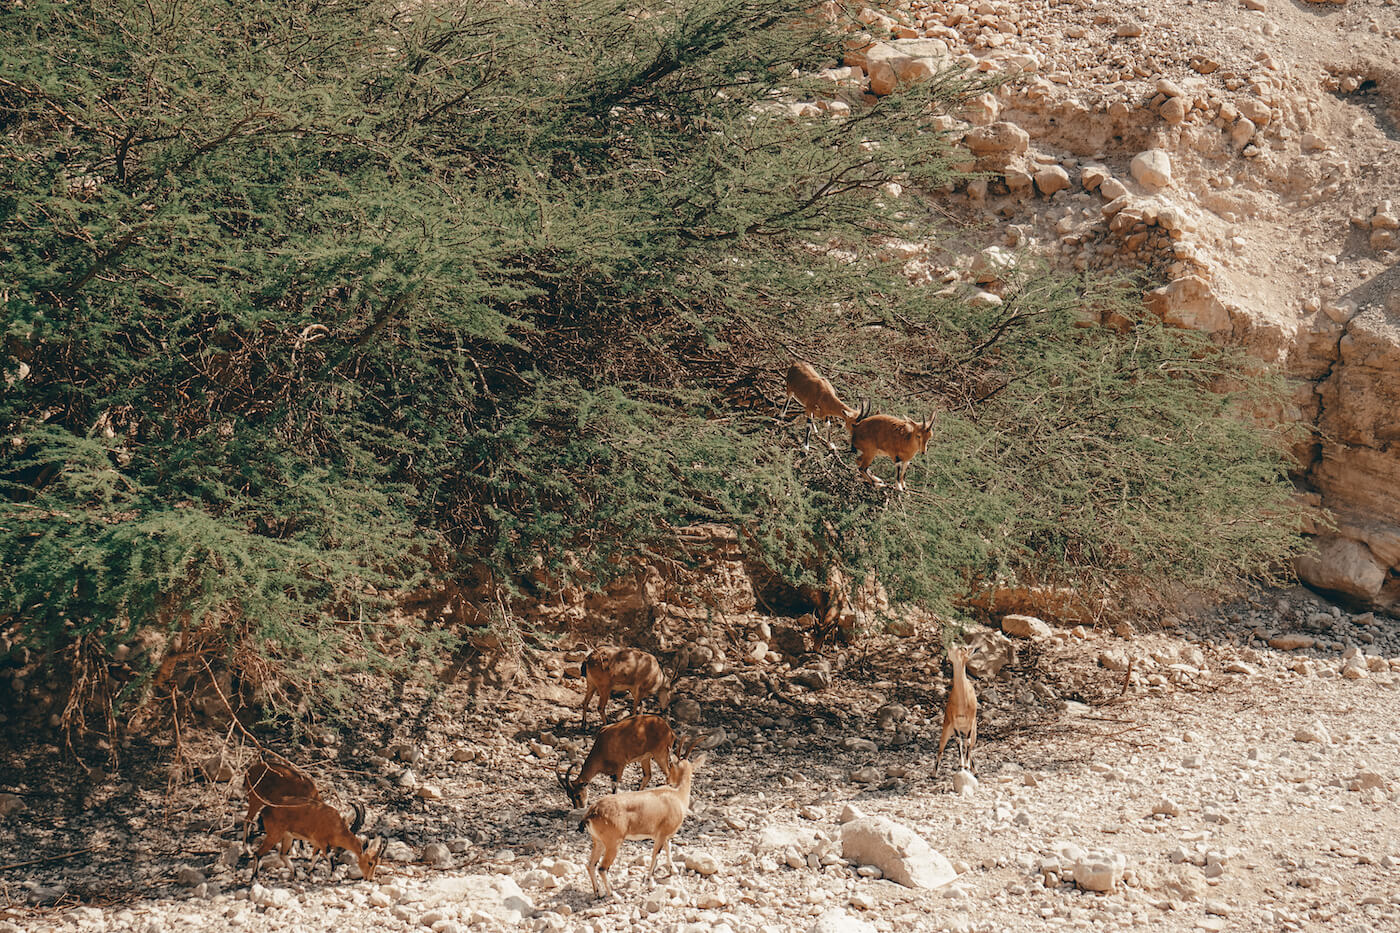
[935,645,978,774]
[850,400,936,491]
[558,714,675,809]
[578,736,704,898]
[580,646,670,726]
[780,361,860,451]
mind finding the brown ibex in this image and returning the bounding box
[780,362,860,451]
[250,798,383,882]
[558,714,675,808]
[580,646,670,726]
[850,400,936,491]
[578,736,704,898]
[242,753,320,847]
[935,645,978,774]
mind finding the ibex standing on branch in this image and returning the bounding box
[936,645,978,774]
[850,400,936,491]
[580,647,670,726]
[780,362,859,451]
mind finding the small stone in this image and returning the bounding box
[1002,614,1052,639]
[1072,849,1127,892]
[1034,165,1071,196]
[809,908,878,933]
[416,783,444,801]
[1294,723,1331,744]
[843,737,879,754]
[685,852,720,876]
[849,766,882,784]
[672,698,702,723]
[1153,798,1181,817]
[1130,149,1172,191]
[951,770,978,796]
[177,866,206,887]
[422,843,453,869]
[1099,177,1129,200]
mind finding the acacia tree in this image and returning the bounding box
[0,0,1300,731]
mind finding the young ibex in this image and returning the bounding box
[578,737,705,898]
[242,753,320,847]
[850,400,936,491]
[780,361,859,451]
[581,646,670,726]
[935,645,978,774]
[558,714,675,809]
[250,798,383,882]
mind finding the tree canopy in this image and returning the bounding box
[0,0,1302,727]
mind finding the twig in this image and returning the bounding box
[0,847,95,872]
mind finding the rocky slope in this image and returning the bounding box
[825,0,1400,608]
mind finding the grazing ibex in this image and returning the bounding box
[578,736,704,898]
[250,798,383,882]
[581,647,670,726]
[242,753,320,847]
[850,400,935,491]
[558,714,675,809]
[935,645,978,774]
[780,362,859,451]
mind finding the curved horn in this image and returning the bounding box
[857,399,872,422]
[349,800,366,834]
[677,734,703,759]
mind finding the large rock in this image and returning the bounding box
[840,817,956,889]
[1072,849,1127,892]
[964,122,1030,158]
[860,40,948,96]
[1130,149,1173,191]
[811,909,878,933]
[1294,536,1387,602]
[1002,614,1053,639]
[1309,306,1400,606]
[411,875,534,924]
[1146,276,1232,334]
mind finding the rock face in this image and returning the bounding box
[840,817,957,889]
[1305,307,1400,606]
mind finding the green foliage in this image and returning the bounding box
[0,0,1301,729]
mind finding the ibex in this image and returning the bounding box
[850,400,935,491]
[558,714,675,808]
[780,361,859,451]
[581,646,670,726]
[935,645,978,774]
[250,798,384,882]
[242,753,320,847]
[578,736,704,898]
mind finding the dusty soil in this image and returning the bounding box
[3,586,1399,933]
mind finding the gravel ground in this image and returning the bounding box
[3,586,1399,933]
